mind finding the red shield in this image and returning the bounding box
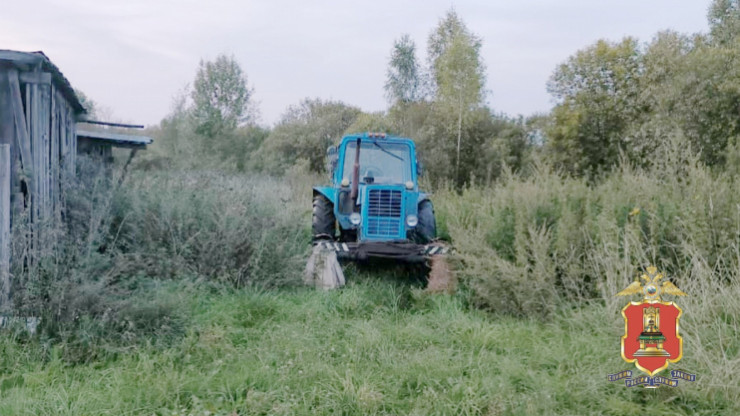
[621,301,683,376]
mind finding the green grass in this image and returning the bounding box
[1,274,735,415]
[5,153,740,415]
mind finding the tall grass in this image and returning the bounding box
[110,169,310,287]
[7,157,313,362]
[436,138,740,404]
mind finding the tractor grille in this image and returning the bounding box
[366,189,402,238]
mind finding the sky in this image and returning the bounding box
[0,0,711,127]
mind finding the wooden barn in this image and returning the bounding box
[0,50,151,308]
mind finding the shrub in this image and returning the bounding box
[438,137,740,318]
[7,158,311,362]
[109,170,309,287]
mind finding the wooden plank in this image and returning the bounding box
[30,82,39,256]
[50,85,58,222]
[30,83,36,225]
[0,50,43,66]
[0,71,16,233]
[0,144,10,311]
[0,71,12,147]
[40,83,49,224]
[77,120,144,129]
[69,107,76,171]
[25,81,30,143]
[8,69,32,263]
[19,72,51,85]
[7,69,32,177]
[57,92,67,175]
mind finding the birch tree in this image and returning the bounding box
[428,10,486,182]
[385,34,422,104]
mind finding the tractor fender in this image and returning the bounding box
[417,192,431,205]
[313,186,337,205]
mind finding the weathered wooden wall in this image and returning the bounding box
[0,62,78,304]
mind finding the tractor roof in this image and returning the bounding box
[340,132,415,145]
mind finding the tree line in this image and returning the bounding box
[146,0,740,186]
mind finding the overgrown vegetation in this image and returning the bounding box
[8,158,311,363]
[2,278,737,415]
[3,1,740,414]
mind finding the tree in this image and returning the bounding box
[709,0,740,45]
[74,89,98,119]
[191,54,254,139]
[255,99,361,174]
[385,34,422,104]
[427,9,469,87]
[657,40,740,166]
[157,87,192,160]
[428,10,486,183]
[545,38,644,175]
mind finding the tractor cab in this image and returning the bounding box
[339,137,413,187]
[312,133,440,262]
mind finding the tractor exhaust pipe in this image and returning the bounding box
[350,138,361,209]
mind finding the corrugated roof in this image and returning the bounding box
[0,49,86,114]
[77,129,153,148]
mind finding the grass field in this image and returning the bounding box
[3,151,740,415]
[1,270,735,416]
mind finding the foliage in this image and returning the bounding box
[73,88,98,119]
[144,86,267,172]
[545,5,740,175]
[255,98,361,174]
[191,54,255,139]
[708,0,740,45]
[428,9,487,185]
[6,157,189,363]
[7,162,310,363]
[656,38,740,166]
[438,136,740,319]
[385,34,423,104]
[427,9,474,90]
[110,170,309,288]
[546,38,644,175]
[384,104,531,187]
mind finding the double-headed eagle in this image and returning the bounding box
[617,266,686,301]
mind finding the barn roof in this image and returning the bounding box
[0,49,86,114]
[76,129,153,149]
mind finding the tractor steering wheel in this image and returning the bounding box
[362,166,383,183]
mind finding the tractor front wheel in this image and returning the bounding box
[411,200,436,243]
[312,194,336,241]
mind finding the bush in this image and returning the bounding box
[434,137,740,399]
[7,157,311,362]
[110,170,309,287]
[438,137,740,318]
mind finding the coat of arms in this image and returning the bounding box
[608,266,696,388]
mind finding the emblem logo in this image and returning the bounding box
[607,266,696,388]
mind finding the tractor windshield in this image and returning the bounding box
[342,141,412,185]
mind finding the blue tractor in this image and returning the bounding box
[311,132,447,263]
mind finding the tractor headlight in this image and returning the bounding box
[349,212,362,226]
[405,181,414,190]
[406,214,418,227]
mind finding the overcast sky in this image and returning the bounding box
[0,0,711,127]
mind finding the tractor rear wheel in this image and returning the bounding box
[411,200,436,243]
[312,194,335,241]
